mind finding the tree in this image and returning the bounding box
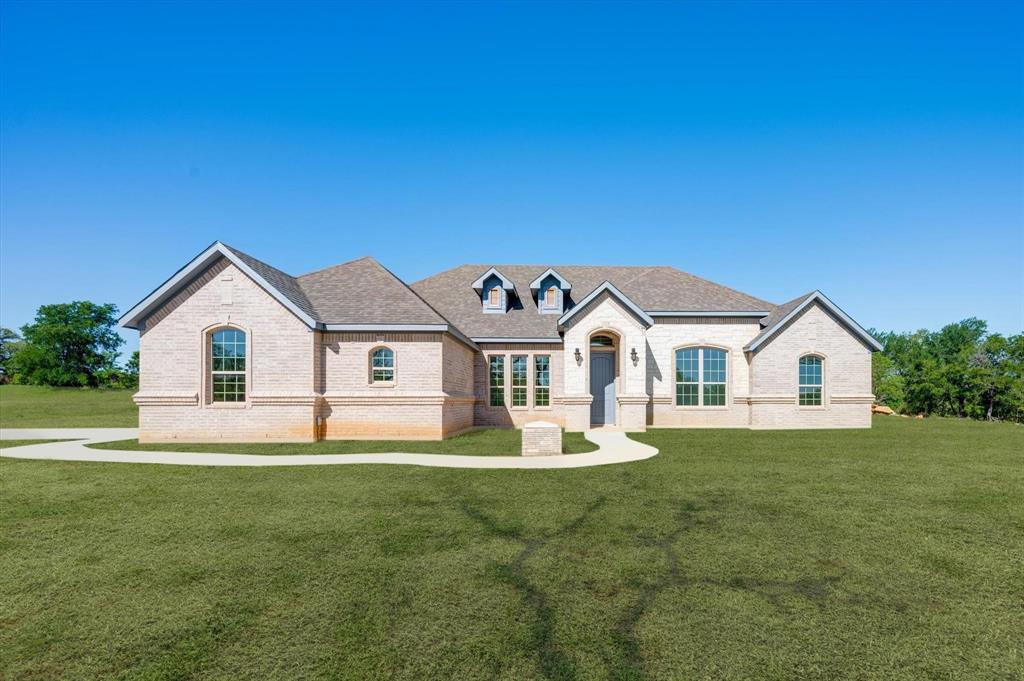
[9,302,124,387]
[124,350,140,389]
[0,327,22,384]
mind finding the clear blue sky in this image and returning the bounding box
[2,1,1022,359]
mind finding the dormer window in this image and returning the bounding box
[530,268,571,315]
[545,287,558,307]
[472,267,516,314]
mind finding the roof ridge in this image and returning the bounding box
[369,258,462,332]
[297,255,375,279]
[219,241,298,280]
[662,266,775,308]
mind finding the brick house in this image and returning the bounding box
[120,242,881,442]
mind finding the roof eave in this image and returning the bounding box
[528,268,572,291]
[743,291,883,353]
[119,241,319,331]
[557,281,654,329]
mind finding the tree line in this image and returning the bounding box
[0,301,137,389]
[1,301,1021,422]
[871,319,1023,422]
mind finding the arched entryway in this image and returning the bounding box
[589,332,619,426]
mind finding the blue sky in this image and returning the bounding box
[2,1,1021,358]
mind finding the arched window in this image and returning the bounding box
[675,347,727,406]
[370,347,395,383]
[544,286,558,308]
[591,335,615,347]
[799,355,823,406]
[487,286,502,308]
[211,328,246,402]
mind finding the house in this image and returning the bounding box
[120,242,881,442]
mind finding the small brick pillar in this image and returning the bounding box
[521,421,562,456]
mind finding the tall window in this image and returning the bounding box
[489,355,505,407]
[488,286,502,308]
[371,347,394,383]
[534,355,550,407]
[211,328,246,402]
[675,347,727,407]
[511,355,528,407]
[799,355,823,406]
[544,287,558,308]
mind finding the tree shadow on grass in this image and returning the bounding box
[459,497,606,681]
[460,495,842,681]
[610,497,843,681]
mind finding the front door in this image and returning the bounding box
[589,352,616,425]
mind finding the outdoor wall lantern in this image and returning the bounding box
[630,347,639,366]
[574,347,583,365]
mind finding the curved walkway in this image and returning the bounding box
[0,428,658,469]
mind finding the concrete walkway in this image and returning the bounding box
[0,427,658,469]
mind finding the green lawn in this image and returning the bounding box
[89,428,598,456]
[0,439,63,449]
[2,417,1021,679]
[0,385,137,427]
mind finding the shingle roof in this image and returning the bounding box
[220,245,446,326]
[296,257,448,325]
[220,243,319,321]
[411,264,773,339]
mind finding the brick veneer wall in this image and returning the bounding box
[473,344,566,428]
[748,302,873,428]
[521,421,562,456]
[645,317,761,428]
[560,295,649,431]
[136,258,318,442]
[318,331,474,439]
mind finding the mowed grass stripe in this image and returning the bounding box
[1,416,1021,679]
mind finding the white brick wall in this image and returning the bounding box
[521,421,561,456]
[137,258,317,442]
[474,344,565,428]
[560,295,648,431]
[748,302,873,428]
[646,317,761,428]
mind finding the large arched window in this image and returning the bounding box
[799,355,823,406]
[675,347,727,407]
[370,347,395,383]
[211,328,246,402]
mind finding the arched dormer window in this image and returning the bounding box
[798,355,823,406]
[211,328,246,402]
[370,346,395,384]
[544,286,558,308]
[487,286,502,308]
[675,346,727,407]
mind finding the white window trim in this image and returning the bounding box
[673,346,730,410]
[798,354,826,409]
[203,324,251,409]
[487,354,506,408]
[534,354,552,410]
[369,345,397,388]
[510,354,529,410]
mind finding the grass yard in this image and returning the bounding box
[89,428,598,456]
[0,385,137,428]
[0,439,64,449]
[2,417,1021,679]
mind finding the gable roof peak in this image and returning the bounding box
[744,290,882,353]
[471,267,516,291]
[529,268,572,291]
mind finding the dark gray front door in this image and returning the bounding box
[590,352,616,425]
